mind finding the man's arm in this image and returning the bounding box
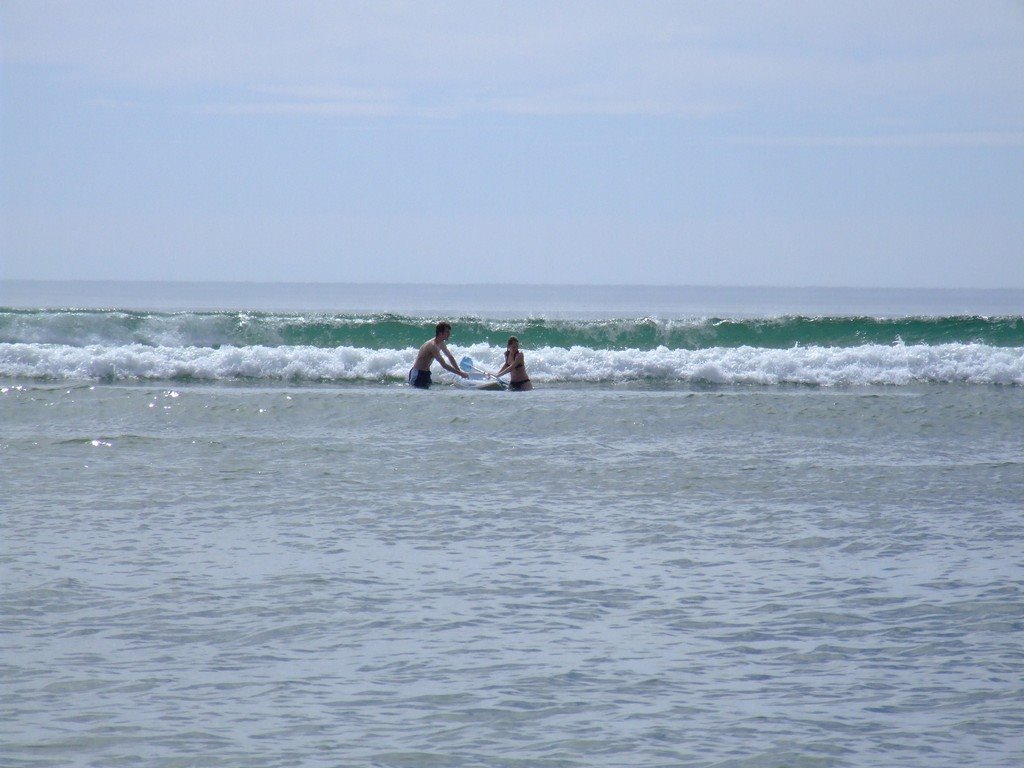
[437,342,467,376]
[433,345,467,376]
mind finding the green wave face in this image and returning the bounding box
[2,309,1023,350]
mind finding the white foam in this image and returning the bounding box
[0,343,414,383]
[1,342,1022,386]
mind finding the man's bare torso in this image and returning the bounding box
[414,339,444,371]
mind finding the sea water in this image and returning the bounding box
[2,281,1023,767]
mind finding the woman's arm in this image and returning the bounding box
[494,352,522,377]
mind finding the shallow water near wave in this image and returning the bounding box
[3,381,1022,767]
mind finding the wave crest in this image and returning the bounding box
[3,310,1023,350]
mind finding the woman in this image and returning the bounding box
[495,336,532,391]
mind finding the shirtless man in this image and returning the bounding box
[408,322,469,388]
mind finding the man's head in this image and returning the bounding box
[435,322,452,339]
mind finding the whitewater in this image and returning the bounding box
[2,302,1022,386]
[3,338,1023,386]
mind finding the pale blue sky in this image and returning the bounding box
[2,1,1023,287]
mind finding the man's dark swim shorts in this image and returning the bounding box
[409,368,432,389]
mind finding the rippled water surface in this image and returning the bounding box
[2,383,1023,767]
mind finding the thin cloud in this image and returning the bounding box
[198,89,739,120]
[3,1,1022,124]
[725,132,1024,148]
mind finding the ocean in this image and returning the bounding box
[2,280,1022,767]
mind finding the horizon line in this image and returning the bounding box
[2,278,1022,293]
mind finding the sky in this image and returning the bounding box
[2,1,1023,288]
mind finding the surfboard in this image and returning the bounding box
[458,356,507,390]
[455,376,504,391]
[407,364,504,390]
